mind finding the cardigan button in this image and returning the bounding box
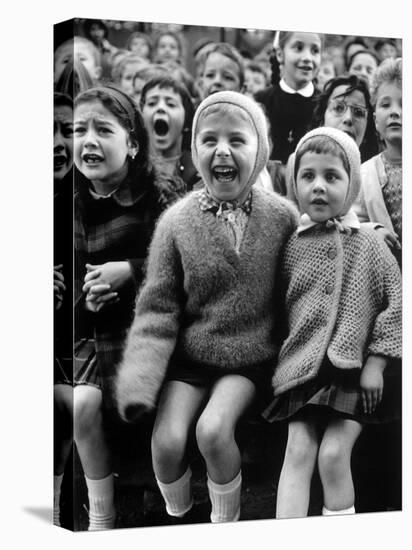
[328,248,337,260]
[325,283,334,295]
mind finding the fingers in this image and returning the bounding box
[362,389,383,414]
[54,280,66,293]
[54,269,65,283]
[85,284,111,299]
[84,269,101,284]
[95,292,119,304]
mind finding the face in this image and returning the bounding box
[129,37,150,59]
[316,60,336,91]
[156,35,180,63]
[374,82,402,146]
[54,42,99,83]
[349,52,378,89]
[74,99,135,188]
[195,108,258,203]
[201,52,242,98]
[131,77,146,107]
[244,68,267,97]
[323,85,368,146]
[277,32,321,90]
[296,151,349,222]
[119,60,149,94]
[54,104,73,182]
[378,43,397,62]
[142,85,186,157]
[89,23,105,43]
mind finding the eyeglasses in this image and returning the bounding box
[327,99,368,120]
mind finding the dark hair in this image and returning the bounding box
[269,31,324,85]
[295,135,349,179]
[374,38,397,53]
[201,42,245,87]
[83,19,108,39]
[343,36,368,67]
[74,86,153,184]
[311,74,378,162]
[54,55,95,99]
[140,75,195,151]
[347,49,379,72]
[54,91,73,109]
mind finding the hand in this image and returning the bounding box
[84,283,119,313]
[54,264,66,310]
[360,355,387,414]
[375,226,401,250]
[82,262,132,294]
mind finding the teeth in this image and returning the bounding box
[213,167,237,182]
[83,154,102,163]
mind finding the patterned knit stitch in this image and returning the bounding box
[116,186,299,420]
[381,156,402,243]
[271,224,402,397]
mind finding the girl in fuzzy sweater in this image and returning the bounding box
[264,127,401,518]
[115,91,298,523]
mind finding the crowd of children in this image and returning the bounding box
[53,20,402,531]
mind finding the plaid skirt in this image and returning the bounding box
[263,358,401,425]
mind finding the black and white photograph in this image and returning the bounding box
[3,1,410,549]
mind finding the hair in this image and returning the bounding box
[132,64,168,87]
[370,57,402,105]
[74,86,153,184]
[125,31,153,58]
[294,134,349,180]
[54,91,73,110]
[347,49,379,72]
[140,75,195,151]
[200,42,245,87]
[269,31,324,85]
[197,102,254,128]
[83,19,108,40]
[54,36,102,68]
[245,61,270,85]
[343,36,368,67]
[111,52,149,84]
[153,30,185,64]
[311,74,378,161]
[374,38,397,54]
[54,55,95,98]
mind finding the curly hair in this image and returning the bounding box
[370,57,402,105]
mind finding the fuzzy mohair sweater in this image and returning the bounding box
[271,224,402,397]
[116,186,298,421]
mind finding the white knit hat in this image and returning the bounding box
[191,91,269,193]
[290,127,362,215]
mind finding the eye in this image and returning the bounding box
[299,171,314,181]
[353,106,367,119]
[325,172,338,183]
[331,100,346,115]
[63,126,74,138]
[74,126,85,135]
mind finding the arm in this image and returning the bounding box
[360,354,387,414]
[115,210,184,422]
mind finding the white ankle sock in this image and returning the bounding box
[53,474,64,526]
[85,473,116,531]
[207,471,242,523]
[322,504,355,516]
[156,467,193,517]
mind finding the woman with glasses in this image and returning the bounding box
[311,74,379,162]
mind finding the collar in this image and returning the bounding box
[297,208,360,234]
[198,188,252,215]
[279,78,314,97]
[87,176,147,207]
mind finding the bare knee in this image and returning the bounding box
[318,438,347,481]
[73,386,103,441]
[284,427,318,470]
[151,423,188,467]
[196,414,230,459]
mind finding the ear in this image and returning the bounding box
[275,47,284,65]
[93,65,103,81]
[127,136,139,159]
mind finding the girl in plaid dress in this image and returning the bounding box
[73,85,184,530]
[264,127,401,519]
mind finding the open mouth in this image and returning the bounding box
[54,155,67,169]
[154,118,169,136]
[212,166,238,183]
[311,198,328,205]
[82,153,103,164]
[298,66,312,72]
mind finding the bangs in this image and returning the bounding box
[295,135,349,177]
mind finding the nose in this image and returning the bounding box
[54,128,64,150]
[215,139,230,157]
[389,103,402,118]
[83,126,98,147]
[313,176,326,192]
[341,107,354,126]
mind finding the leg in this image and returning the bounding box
[276,416,319,519]
[196,374,256,522]
[151,380,208,517]
[74,385,115,530]
[318,417,363,513]
[54,384,73,525]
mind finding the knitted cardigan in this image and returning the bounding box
[271,224,402,397]
[116,186,298,420]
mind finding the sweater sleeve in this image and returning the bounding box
[367,251,402,361]
[115,209,184,422]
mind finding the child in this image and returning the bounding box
[198,42,245,99]
[73,85,181,530]
[111,52,150,96]
[54,92,74,526]
[115,91,299,523]
[244,61,269,98]
[254,31,323,164]
[374,38,398,63]
[354,58,402,265]
[153,30,185,66]
[316,50,336,91]
[264,126,402,518]
[347,49,379,91]
[125,31,152,60]
[83,19,118,81]
[140,74,201,192]
[54,36,102,86]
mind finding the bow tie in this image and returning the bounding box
[297,209,360,235]
[198,189,252,215]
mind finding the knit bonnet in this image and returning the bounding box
[191,91,269,194]
[290,126,361,216]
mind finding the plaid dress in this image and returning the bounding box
[74,173,165,411]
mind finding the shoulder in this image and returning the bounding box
[155,190,200,229]
[256,187,299,221]
[361,153,383,175]
[349,226,397,266]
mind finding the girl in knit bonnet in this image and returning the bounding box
[115,91,298,523]
[264,126,401,518]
